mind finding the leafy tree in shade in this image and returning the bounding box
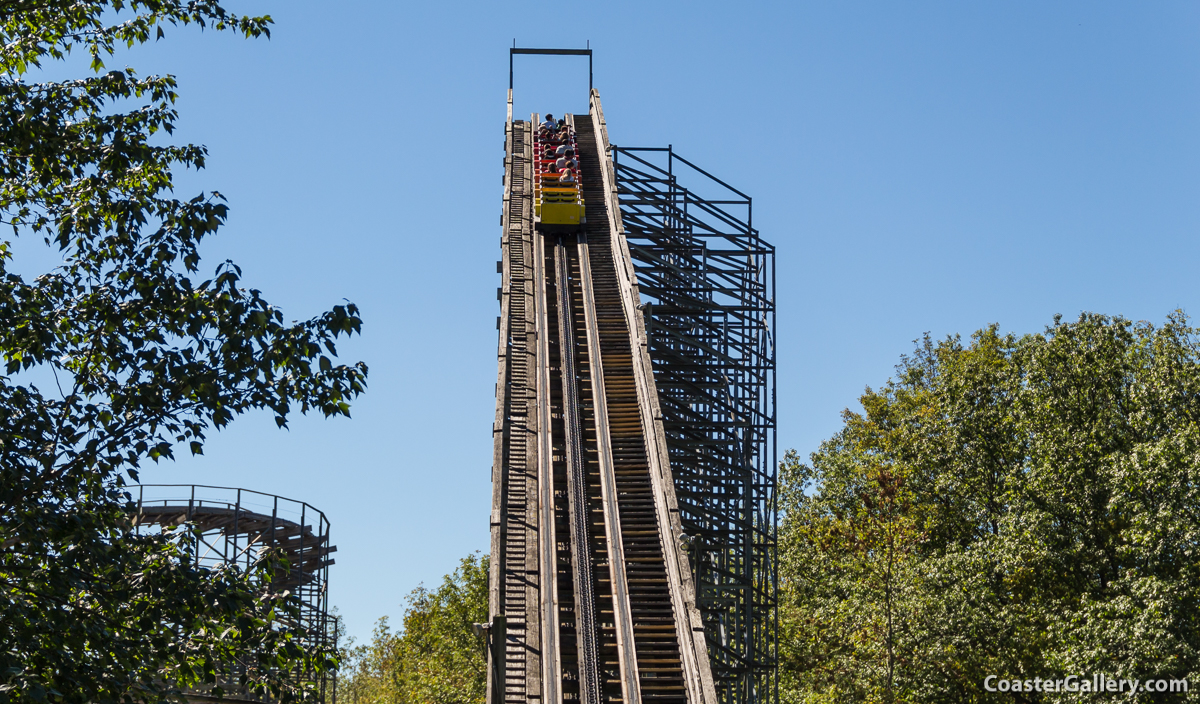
[0,2,366,702]
[781,313,1200,703]
[339,554,489,704]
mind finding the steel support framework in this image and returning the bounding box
[611,147,777,704]
[131,484,337,703]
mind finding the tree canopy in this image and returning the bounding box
[338,554,488,704]
[0,2,366,702]
[780,312,1200,703]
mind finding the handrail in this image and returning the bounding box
[613,146,753,202]
[132,484,328,526]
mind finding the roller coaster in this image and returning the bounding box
[130,484,336,703]
[488,49,777,704]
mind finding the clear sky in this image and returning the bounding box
[75,1,1200,645]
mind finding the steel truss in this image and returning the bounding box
[611,147,777,704]
[131,484,337,703]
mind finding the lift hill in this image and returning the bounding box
[488,48,777,704]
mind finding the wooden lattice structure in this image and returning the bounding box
[131,484,336,703]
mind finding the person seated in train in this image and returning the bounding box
[556,149,577,171]
[557,168,576,185]
[541,114,556,131]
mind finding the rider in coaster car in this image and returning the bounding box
[541,114,556,131]
[558,168,576,185]
[556,149,577,171]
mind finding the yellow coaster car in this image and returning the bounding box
[536,185,586,226]
[533,117,586,229]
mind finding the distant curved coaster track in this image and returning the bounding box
[130,484,336,704]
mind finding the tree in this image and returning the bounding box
[781,313,1200,703]
[0,2,366,702]
[339,554,488,704]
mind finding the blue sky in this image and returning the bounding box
[53,1,1200,644]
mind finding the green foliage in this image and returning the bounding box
[339,554,489,704]
[781,313,1200,703]
[0,2,366,702]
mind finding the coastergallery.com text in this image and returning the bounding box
[984,674,1187,694]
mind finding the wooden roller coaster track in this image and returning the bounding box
[488,90,717,704]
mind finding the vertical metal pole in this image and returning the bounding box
[270,496,278,571]
[770,245,778,704]
[325,516,331,632]
[188,485,196,556]
[683,186,689,235]
[668,145,677,236]
[300,503,307,639]
[234,489,242,571]
[491,615,507,704]
[296,501,302,606]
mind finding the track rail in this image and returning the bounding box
[577,116,687,703]
[554,236,603,704]
[577,232,642,704]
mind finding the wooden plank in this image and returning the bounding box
[589,89,718,704]
[486,89,515,704]
[519,120,544,702]
[576,230,642,704]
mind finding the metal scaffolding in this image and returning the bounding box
[131,484,337,703]
[611,146,777,704]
